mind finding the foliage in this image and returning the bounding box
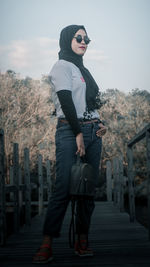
[0,71,150,182]
[99,88,150,181]
[0,71,56,173]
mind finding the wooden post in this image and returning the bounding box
[116,157,121,207]
[9,166,14,201]
[0,129,6,245]
[119,156,124,212]
[106,160,112,202]
[46,159,52,201]
[113,158,120,207]
[113,158,117,205]
[24,148,31,226]
[13,143,20,232]
[146,130,150,240]
[127,146,135,222]
[38,154,43,215]
[19,166,23,209]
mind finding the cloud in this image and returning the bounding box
[0,38,109,78]
[0,38,59,78]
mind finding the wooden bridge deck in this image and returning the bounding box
[0,201,150,267]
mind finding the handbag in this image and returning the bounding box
[69,154,95,197]
[69,154,95,248]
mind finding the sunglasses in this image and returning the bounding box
[73,34,91,45]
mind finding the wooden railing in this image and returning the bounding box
[127,123,150,238]
[106,156,127,211]
[106,123,150,240]
[0,129,53,246]
[1,123,150,245]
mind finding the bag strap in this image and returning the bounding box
[69,197,76,248]
[69,197,90,248]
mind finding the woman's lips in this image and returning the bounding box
[79,46,86,50]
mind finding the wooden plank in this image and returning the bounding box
[116,157,121,207]
[127,147,135,222]
[119,156,124,212]
[9,166,14,201]
[19,166,23,209]
[146,130,150,240]
[24,148,31,226]
[113,158,117,205]
[5,201,49,207]
[0,129,6,246]
[46,159,52,201]
[113,158,120,207]
[13,143,20,233]
[128,122,150,147]
[0,202,150,266]
[38,154,43,215]
[106,160,112,202]
[5,184,25,193]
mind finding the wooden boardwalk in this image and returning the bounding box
[0,201,150,267]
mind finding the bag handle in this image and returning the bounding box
[76,153,86,164]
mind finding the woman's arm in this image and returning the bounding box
[57,90,85,156]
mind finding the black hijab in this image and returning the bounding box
[58,24,102,113]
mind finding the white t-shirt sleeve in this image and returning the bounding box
[50,61,72,92]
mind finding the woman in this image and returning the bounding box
[33,24,106,264]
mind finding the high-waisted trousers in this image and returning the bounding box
[43,120,102,237]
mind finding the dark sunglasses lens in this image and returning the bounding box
[76,35,82,43]
[84,36,90,44]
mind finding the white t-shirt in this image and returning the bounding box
[49,59,100,119]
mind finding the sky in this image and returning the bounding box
[0,0,150,93]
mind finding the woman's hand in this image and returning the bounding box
[76,132,85,156]
[96,123,107,137]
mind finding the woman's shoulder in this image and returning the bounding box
[49,60,74,81]
[51,59,73,72]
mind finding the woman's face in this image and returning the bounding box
[71,29,88,56]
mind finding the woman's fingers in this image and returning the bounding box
[96,125,107,137]
[76,147,85,156]
[96,129,106,137]
[76,142,85,156]
[76,133,85,156]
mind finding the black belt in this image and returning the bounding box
[58,118,100,124]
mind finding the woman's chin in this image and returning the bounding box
[76,51,86,56]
